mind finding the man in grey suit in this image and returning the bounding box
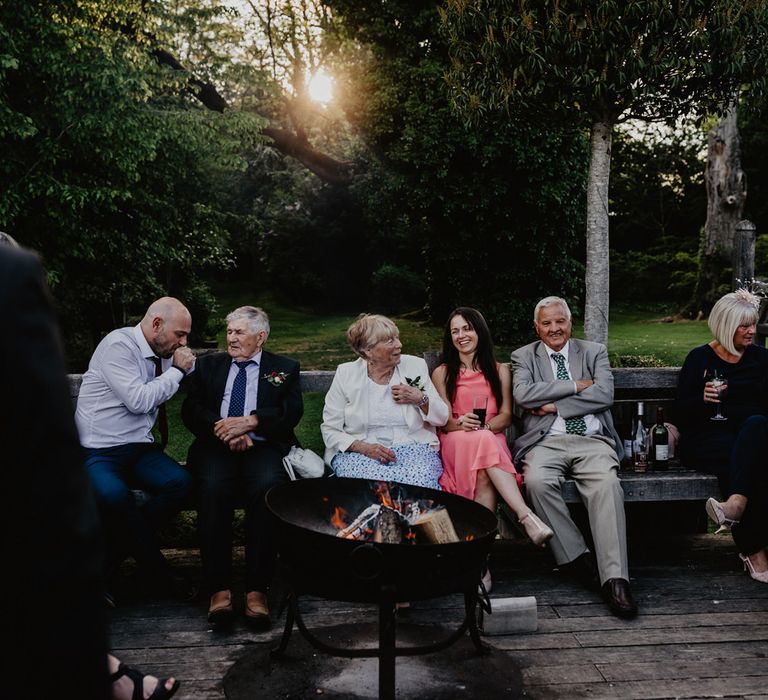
[511,296,637,618]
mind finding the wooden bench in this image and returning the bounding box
[66,363,720,504]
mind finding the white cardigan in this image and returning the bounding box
[321,355,449,465]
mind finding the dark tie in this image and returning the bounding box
[228,360,253,417]
[153,357,168,448]
[551,353,587,436]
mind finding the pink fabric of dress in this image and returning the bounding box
[438,369,518,500]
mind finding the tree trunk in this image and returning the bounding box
[687,102,746,317]
[584,120,613,346]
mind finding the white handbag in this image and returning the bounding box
[282,445,326,480]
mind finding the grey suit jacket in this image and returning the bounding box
[510,338,622,463]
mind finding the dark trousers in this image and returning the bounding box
[191,440,289,595]
[84,443,192,579]
[681,415,768,555]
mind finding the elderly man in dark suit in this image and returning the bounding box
[511,296,637,618]
[182,305,303,629]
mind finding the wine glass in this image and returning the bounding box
[707,369,729,421]
[472,395,488,429]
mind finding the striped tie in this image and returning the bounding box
[551,353,587,436]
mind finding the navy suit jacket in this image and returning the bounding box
[181,349,303,459]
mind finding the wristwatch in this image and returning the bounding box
[417,392,429,407]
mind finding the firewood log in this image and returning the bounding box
[412,506,460,544]
[373,505,403,544]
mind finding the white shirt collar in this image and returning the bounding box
[133,324,156,359]
[545,340,570,362]
[231,349,262,366]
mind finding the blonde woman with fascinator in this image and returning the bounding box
[676,290,768,583]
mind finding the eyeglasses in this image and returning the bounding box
[376,336,400,347]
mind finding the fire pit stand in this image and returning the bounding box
[266,478,498,700]
[271,584,489,700]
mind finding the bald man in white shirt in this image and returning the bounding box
[76,297,195,600]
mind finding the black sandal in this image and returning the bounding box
[111,662,180,700]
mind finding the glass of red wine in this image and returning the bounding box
[472,395,488,429]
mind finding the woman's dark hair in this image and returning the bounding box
[440,307,502,408]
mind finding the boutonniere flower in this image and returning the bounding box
[263,370,289,386]
[405,376,425,391]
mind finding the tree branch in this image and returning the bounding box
[152,49,351,184]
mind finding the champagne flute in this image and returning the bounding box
[707,369,729,421]
[472,395,488,429]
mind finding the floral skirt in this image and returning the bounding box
[330,443,443,490]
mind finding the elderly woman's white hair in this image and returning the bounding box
[346,313,399,358]
[226,305,270,337]
[708,290,761,355]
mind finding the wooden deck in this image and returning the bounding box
[108,530,768,699]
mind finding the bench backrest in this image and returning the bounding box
[64,364,680,403]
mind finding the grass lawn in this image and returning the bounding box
[164,294,712,464]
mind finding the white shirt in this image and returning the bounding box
[544,341,602,437]
[219,350,265,441]
[365,376,411,445]
[75,325,186,448]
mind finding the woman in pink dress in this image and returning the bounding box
[432,308,553,563]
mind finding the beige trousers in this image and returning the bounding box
[522,434,629,583]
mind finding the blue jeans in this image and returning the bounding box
[84,443,191,580]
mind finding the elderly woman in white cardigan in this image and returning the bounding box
[321,314,449,489]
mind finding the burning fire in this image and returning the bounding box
[374,481,395,509]
[327,481,460,545]
[330,506,349,531]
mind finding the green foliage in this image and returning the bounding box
[370,264,425,314]
[741,104,768,255]
[611,249,699,306]
[610,124,706,255]
[0,0,261,365]
[441,0,768,128]
[325,0,587,341]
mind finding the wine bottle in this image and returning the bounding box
[632,402,648,473]
[621,419,633,471]
[652,406,669,470]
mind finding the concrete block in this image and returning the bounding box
[479,596,538,635]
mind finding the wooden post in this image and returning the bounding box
[732,219,756,291]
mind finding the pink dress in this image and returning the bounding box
[438,369,518,499]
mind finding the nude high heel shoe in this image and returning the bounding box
[739,554,768,583]
[706,497,740,527]
[519,510,554,547]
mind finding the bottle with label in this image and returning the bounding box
[652,406,669,470]
[632,402,648,473]
[621,418,633,470]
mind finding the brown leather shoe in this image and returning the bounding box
[207,589,233,626]
[244,591,270,630]
[602,578,638,619]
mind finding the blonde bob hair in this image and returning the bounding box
[708,290,760,355]
[347,313,399,358]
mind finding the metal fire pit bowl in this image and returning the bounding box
[266,477,498,603]
[266,478,498,700]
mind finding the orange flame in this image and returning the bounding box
[330,506,348,530]
[374,481,394,508]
